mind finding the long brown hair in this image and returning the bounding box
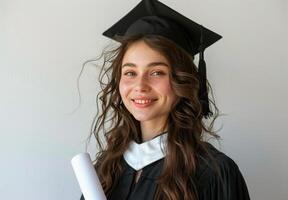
[89,35,220,200]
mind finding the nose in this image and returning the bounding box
[134,74,151,92]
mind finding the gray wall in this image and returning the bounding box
[0,0,287,199]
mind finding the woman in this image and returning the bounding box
[81,0,250,199]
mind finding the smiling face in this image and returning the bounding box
[119,40,176,128]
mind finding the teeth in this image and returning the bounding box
[134,99,153,104]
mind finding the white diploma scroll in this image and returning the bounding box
[71,153,107,200]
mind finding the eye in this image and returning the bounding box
[123,71,136,76]
[151,70,166,76]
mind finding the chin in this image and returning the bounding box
[131,112,154,122]
[132,115,151,122]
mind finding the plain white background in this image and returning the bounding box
[0,0,287,199]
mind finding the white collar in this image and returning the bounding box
[123,133,168,171]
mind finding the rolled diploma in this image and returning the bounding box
[71,153,107,200]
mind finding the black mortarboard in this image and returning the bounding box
[102,0,222,117]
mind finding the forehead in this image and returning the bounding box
[122,40,169,65]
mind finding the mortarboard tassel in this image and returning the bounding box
[198,27,212,118]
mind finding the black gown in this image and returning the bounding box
[80,143,250,200]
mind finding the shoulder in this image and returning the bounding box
[199,142,239,169]
[195,142,239,186]
[195,142,250,200]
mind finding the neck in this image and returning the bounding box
[140,117,168,142]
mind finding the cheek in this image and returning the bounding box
[119,78,131,99]
[153,79,176,103]
[155,79,174,94]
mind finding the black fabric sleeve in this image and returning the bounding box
[198,155,250,200]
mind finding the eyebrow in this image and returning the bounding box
[121,62,169,68]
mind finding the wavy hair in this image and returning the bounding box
[89,35,220,200]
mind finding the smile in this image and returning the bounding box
[131,98,157,107]
[134,99,153,104]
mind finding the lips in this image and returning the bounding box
[131,98,157,108]
[134,99,153,104]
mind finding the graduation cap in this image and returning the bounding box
[103,0,222,118]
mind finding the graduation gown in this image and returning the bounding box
[80,142,250,200]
